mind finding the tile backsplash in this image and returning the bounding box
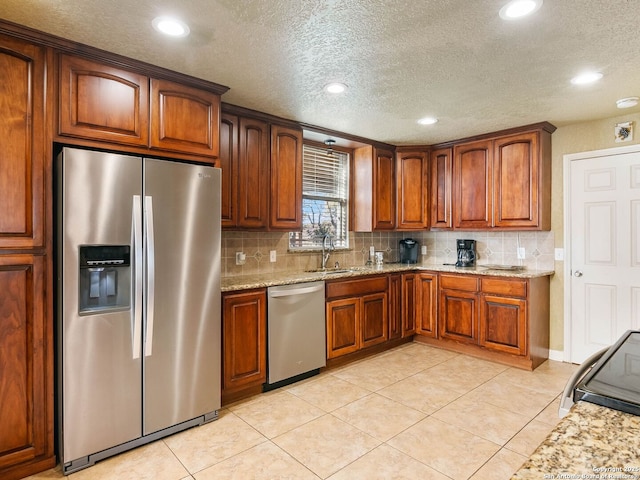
[222,230,555,277]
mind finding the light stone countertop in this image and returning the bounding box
[221,263,554,292]
[512,401,640,479]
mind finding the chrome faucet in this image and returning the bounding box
[321,233,334,269]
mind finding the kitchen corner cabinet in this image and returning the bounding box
[270,124,303,230]
[222,289,267,399]
[415,272,438,338]
[452,126,553,230]
[396,150,429,230]
[430,147,453,229]
[326,276,388,359]
[58,54,222,160]
[435,272,549,369]
[352,145,396,231]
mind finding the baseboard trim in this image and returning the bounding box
[548,349,564,362]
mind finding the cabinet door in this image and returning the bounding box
[220,113,238,228]
[430,147,452,229]
[270,124,302,230]
[237,117,269,228]
[402,274,416,337]
[388,274,402,340]
[453,140,493,229]
[0,255,53,475]
[326,297,360,359]
[150,78,220,159]
[373,148,396,230]
[479,294,527,355]
[493,131,540,228]
[396,151,429,230]
[416,273,438,338]
[0,34,47,249]
[361,292,388,348]
[58,54,149,146]
[222,290,267,392]
[439,289,478,344]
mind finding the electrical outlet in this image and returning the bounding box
[517,247,526,260]
[235,252,246,265]
[270,250,277,262]
[554,248,564,261]
[369,246,375,258]
[421,245,427,255]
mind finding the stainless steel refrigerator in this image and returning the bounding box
[56,147,221,474]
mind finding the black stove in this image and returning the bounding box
[574,330,640,416]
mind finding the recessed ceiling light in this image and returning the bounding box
[616,97,639,109]
[417,117,438,125]
[570,71,603,85]
[152,16,190,37]
[324,82,347,94]
[499,0,543,19]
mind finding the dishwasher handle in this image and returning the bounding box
[269,284,324,298]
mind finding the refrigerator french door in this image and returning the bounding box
[57,147,221,474]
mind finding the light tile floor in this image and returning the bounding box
[26,343,577,480]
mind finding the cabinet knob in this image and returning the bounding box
[573,270,583,277]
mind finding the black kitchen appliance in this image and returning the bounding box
[399,238,419,264]
[455,239,476,267]
[572,330,640,416]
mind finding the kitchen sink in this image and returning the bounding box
[305,266,371,275]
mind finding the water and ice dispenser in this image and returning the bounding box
[78,245,131,314]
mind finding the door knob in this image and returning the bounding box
[574,270,583,277]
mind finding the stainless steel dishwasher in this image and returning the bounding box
[266,281,326,389]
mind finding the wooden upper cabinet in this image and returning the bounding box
[219,113,238,228]
[430,147,452,229]
[453,140,493,229]
[352,145,395,231]
[58,54,149,146]
[493,131,549,229]
[237,117,269,228]
[396,150,429,230]
[270,124,303,230]
[0,34,48,249]
[150,78,220,159]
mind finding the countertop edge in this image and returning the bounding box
[221,264,554,292]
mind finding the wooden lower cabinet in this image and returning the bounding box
[326,276,388,359]
[0,255,55,480]
[438,274,479,344]
[388,274,402,340]
[415,272,438,338]
[221,289,267,402]
[402,274,416,336]
[479,294,527,355]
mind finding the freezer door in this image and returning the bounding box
[142,159,221,435]
[58,148,143,462]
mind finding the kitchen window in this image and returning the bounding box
[289,144,349,249]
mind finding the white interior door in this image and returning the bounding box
[567,145,640,363]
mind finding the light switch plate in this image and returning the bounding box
[554,248,564,261]
[270,250,277,262]
[235,252,246,265]
[517,247,526,260]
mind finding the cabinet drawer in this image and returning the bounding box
[326,276,388,299]
[439,274,478,292]
[481,278,527,298]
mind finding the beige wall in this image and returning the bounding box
[549,113,640,351]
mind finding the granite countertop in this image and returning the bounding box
[512,401,640,479]
[221,263,554,292]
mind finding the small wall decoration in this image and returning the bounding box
[615,121,633,143]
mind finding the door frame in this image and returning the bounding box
[563,143,640,362]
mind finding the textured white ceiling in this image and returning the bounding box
[1,0,639,145]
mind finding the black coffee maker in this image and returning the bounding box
[399,238,419,264]
[455,239,476,267]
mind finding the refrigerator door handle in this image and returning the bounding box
[132,195,143,359]
[144,195,156,357]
